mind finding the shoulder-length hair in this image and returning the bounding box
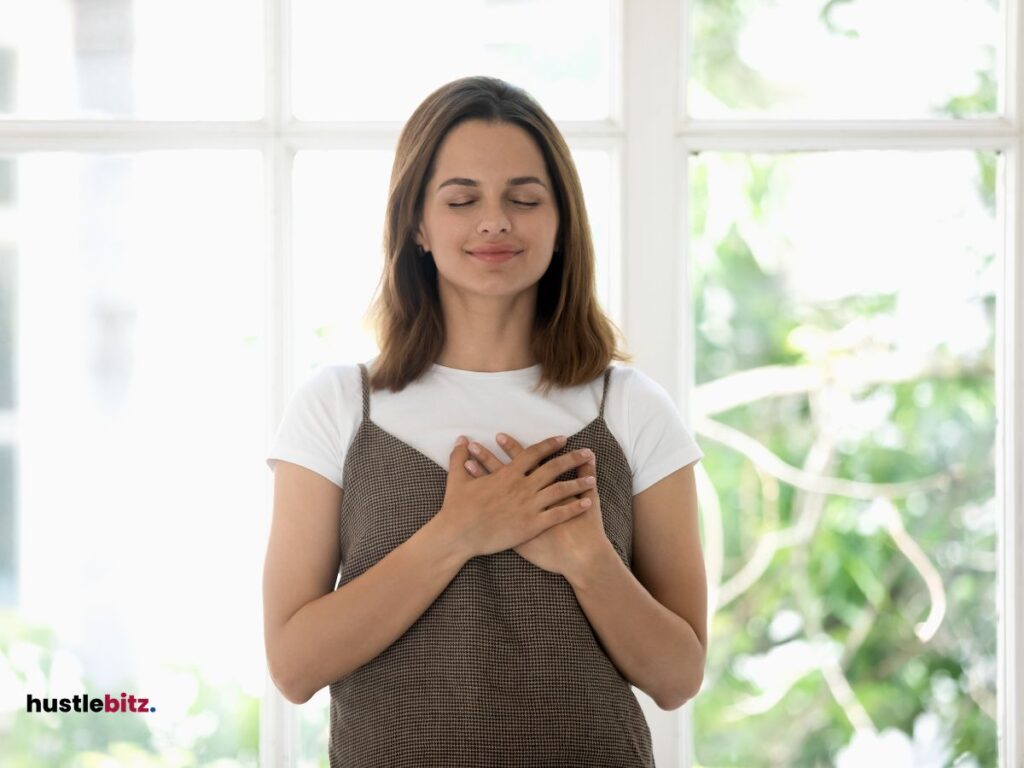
[364,75,632,396]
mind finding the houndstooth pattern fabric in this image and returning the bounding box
[327,363,655,767]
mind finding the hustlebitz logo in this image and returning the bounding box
[26,692,156,713]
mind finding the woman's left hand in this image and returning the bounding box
[464,433,610,580]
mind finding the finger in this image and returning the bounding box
[512,434,568,476]
[575,454,596,477]
[450,435,479,482]
[502,433,581,494]
[462,437,489,475]
[576,454,597,499]
[450,435,471,472]
[467,440,505,474]
[495,432,524,460]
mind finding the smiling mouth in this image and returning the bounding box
[468,250,521,262]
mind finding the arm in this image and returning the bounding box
[263,461,469,704]
[565,462,707,710]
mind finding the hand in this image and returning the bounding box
[436,434,595,560]
[464,433,608,579]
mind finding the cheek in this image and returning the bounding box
[540,212,560,241]
[522,211,558,239]
[428,228,466,252]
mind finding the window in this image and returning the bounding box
[0,2,1018,766]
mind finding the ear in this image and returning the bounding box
[414,225,429,252]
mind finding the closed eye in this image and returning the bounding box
[449,201,539,208]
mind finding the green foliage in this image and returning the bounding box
[0,610,260,767]
[689,3,1000,763]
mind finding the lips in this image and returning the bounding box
[468,248,520,262]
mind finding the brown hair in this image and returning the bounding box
[364,75,632,396]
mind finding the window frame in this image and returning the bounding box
[0,0,1018,766]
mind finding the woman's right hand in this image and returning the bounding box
[437,435,596,559]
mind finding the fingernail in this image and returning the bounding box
[496,433,507,444]
[469,441,482,454]
[456,436,467,446]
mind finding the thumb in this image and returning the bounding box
[449,435,470,474]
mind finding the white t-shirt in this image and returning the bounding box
[266,357,703,497]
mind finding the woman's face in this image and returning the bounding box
[415,119,560,300]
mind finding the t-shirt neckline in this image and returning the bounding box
[430,361,542,381]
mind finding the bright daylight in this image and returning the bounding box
[0,1,1016,767]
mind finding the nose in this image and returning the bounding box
[476,200,511,235]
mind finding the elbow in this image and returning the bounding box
[275,674,309,706]
[285,687,313,706]
[266,620,316,705]
[657,673,703,711]
[656,650,706,711]
[657,674,703,711]
[274,670,312,705]
[267,653,312,706]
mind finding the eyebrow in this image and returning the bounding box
[436,176,548,192]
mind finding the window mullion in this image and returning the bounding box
[262,0,300,765]
[1007,1,1023,766]
[624,0,686,762]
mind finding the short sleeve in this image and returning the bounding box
[626,367,704,496]
[266,366,348,489]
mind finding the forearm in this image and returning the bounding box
[566,543,706,710]
[277,516,469,704]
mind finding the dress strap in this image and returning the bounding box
[357,363,370,421]
[598,365,613,419]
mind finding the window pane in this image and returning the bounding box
[291,149,394,385]
[0,0,263,119]
[689,149,998,766]
[0,150,265,765]
[291,0,614,122]
[688,0,1001,119]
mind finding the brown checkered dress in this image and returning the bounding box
[328,362,656,767]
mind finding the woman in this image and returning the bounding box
[263,76,707,768]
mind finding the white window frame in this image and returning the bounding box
[0,0,1018,766]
